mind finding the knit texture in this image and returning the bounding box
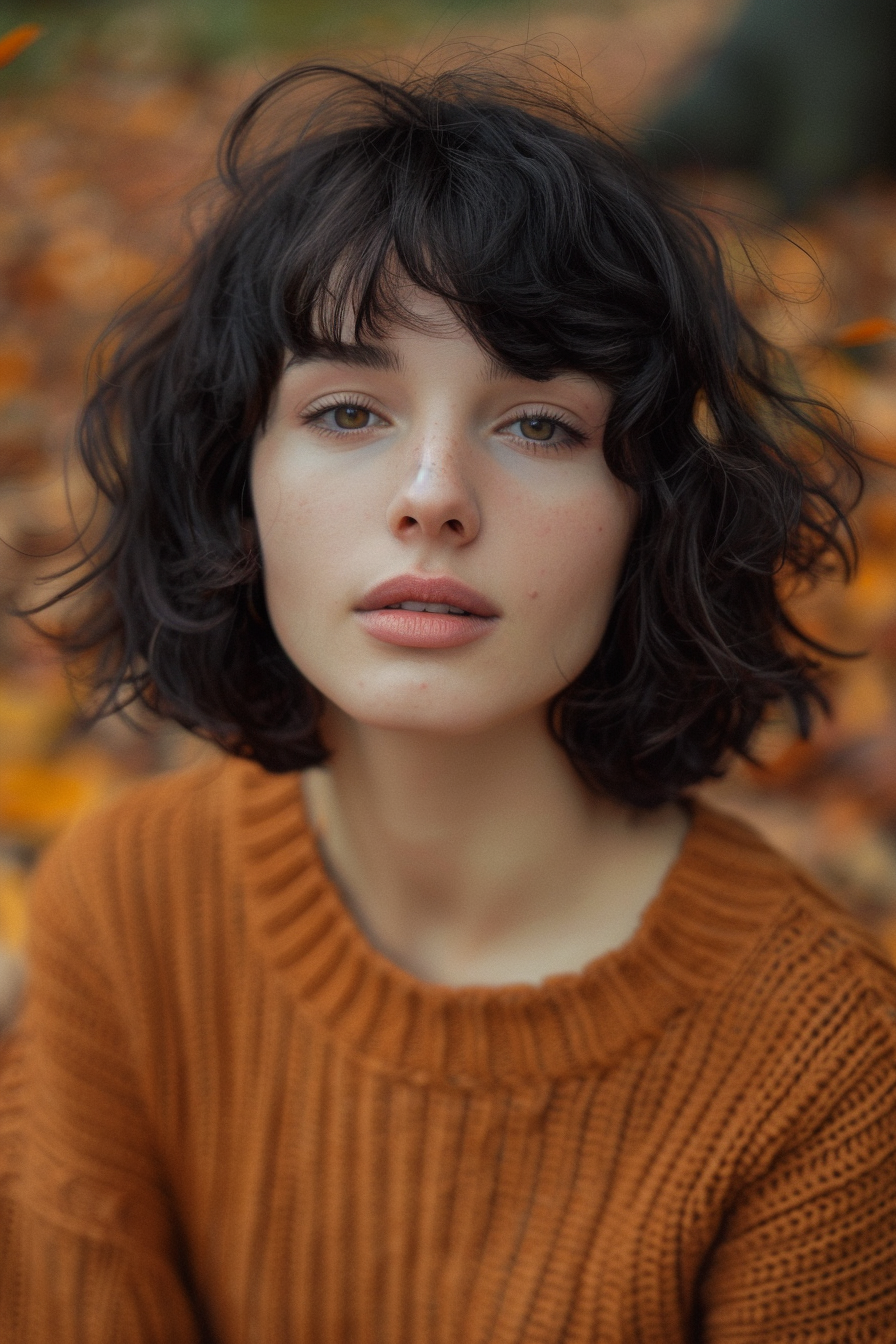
[1,756,895,1342]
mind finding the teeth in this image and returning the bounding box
[386,601,470,615]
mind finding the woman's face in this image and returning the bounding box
[251,290,636,737]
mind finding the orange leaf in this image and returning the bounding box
[0,345,36,401]
[0,23,42,70]
[832,317,896,348]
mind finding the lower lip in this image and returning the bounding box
[355,609,497,649]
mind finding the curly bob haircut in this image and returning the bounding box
[46,61,862,808]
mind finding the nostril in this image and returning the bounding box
[446,519,464,534]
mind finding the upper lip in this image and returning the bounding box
[356,574,500,618]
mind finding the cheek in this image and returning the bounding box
[253,480,311,603]
[252,450,354,608]
[522,485,635,625]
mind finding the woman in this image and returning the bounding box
[1,62,894,1342]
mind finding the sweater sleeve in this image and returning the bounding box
[0,833,206,1344]
[699,989,896,1341]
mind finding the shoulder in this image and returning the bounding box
[670,803,896,1140]
[24,756,304,1061]
[686,801,895,983]
[29,754,279,936]
[36,754,229,874]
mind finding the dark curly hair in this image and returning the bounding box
[42,61,862,808]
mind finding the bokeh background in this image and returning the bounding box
[3,0,896,1000]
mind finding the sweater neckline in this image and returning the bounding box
[231,759,781,1086]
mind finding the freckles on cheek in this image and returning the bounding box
[256,469,327,547]
[537,495,632,596]
[536,500,598,556]
[522,496,577,546]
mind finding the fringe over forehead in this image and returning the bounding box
[211,63,714,425]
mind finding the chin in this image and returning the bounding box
[327,678,537,738]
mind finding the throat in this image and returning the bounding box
[299,735,690,987]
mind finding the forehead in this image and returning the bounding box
[307,279,463,348]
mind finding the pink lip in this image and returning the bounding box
[355,574,499,649]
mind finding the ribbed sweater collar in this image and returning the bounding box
[230,760,784,1087]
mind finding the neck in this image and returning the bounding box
[301,706,688,986]
[318,705,599,901]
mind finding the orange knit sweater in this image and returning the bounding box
[1,756,895,1342]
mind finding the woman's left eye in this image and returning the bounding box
[504,415,581,447]
[516,417,558,441]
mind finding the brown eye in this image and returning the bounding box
[519,417,555,441]
[333,404,370,430]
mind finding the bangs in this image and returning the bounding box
[234,76,666,385]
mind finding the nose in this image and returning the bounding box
[386,431,481,546]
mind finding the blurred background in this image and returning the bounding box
[3,0,896,1007]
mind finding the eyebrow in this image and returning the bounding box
[287,343,403,373]
[287,342,530,383]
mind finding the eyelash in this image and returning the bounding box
[500,407,587,451]
[302,398,587,449]
[302,395,384,436]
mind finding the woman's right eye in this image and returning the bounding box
[313,404,383,432]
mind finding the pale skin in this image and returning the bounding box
[251,289,689,987]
